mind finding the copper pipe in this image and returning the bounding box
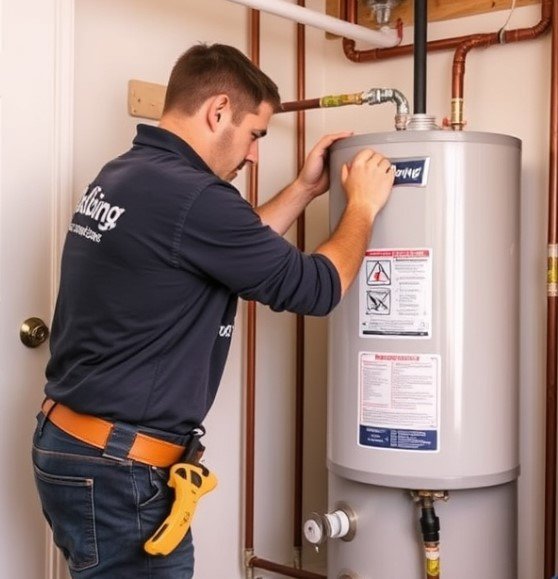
[250,557,326,579]
[545,0,558,575]
[341,0,550,64]
[244,295,257,552]
[294,0,306,557]
[282,98,320,112]
[247,12,260,213]
[343,0,460,62]
[545,292,558,579]
[280,89,411,132]
[451,36,492,101]
[244,7,260,554]
[281,92,364,112]
[449,0,551,130]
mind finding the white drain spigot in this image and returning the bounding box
[303,503,357,550]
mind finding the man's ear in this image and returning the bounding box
[207,94,231,132]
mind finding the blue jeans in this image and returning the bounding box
[32,413,195,578]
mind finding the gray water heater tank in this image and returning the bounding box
[326,130,520,578]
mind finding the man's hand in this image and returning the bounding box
[256,132,352,235]
[295,132,353,199]
[341,149,394,219]
[315,148,395,296]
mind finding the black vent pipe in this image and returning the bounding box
[413,0,427,114]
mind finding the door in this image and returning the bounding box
[0,0,72,576]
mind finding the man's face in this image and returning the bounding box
[214,102,274,182]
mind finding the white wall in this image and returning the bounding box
[73,1,550,578]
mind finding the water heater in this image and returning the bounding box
[326,129,520,578]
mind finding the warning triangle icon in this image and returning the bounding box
[367,261,391,285]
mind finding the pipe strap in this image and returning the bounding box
[548,244,558,296]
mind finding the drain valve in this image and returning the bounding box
[303,503,357,552]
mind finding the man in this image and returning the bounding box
[32,43,394,577]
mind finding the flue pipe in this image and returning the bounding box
[413,0,427,114]
[226,0,399,47]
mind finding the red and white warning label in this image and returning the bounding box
[359,248,432,338]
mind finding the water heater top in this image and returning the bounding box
[330,130,522,152]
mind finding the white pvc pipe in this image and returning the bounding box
[227,0,399,48]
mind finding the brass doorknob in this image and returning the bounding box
[20,317,50,348]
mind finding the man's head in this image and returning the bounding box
[163,43,281,123]
[160,43,281,181]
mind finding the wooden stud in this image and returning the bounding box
[128,79,166,120]
[326,0,540,31]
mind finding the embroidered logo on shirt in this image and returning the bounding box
[69,185,126,243]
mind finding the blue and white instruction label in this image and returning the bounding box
[358,352,441,452]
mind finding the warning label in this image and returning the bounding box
[367,260,391,285]
[358,352,441,452]
[359,248,432,338]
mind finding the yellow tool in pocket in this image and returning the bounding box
[144,462,218,556]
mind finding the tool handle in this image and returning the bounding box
[144,463,217,556]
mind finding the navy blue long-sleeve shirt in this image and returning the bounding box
[45,124,341,433]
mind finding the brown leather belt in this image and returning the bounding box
[41,399,185,468]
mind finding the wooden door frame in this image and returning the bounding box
[47,0,75,577]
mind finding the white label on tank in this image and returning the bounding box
[359,248,432,338]
[358,352,440,452]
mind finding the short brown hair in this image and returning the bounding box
[163,43,281,123]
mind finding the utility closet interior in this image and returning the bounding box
[68,0,552,578]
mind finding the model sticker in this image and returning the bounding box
[391,157,430,187]
[358,352,441,452]
[359,248,432,338]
